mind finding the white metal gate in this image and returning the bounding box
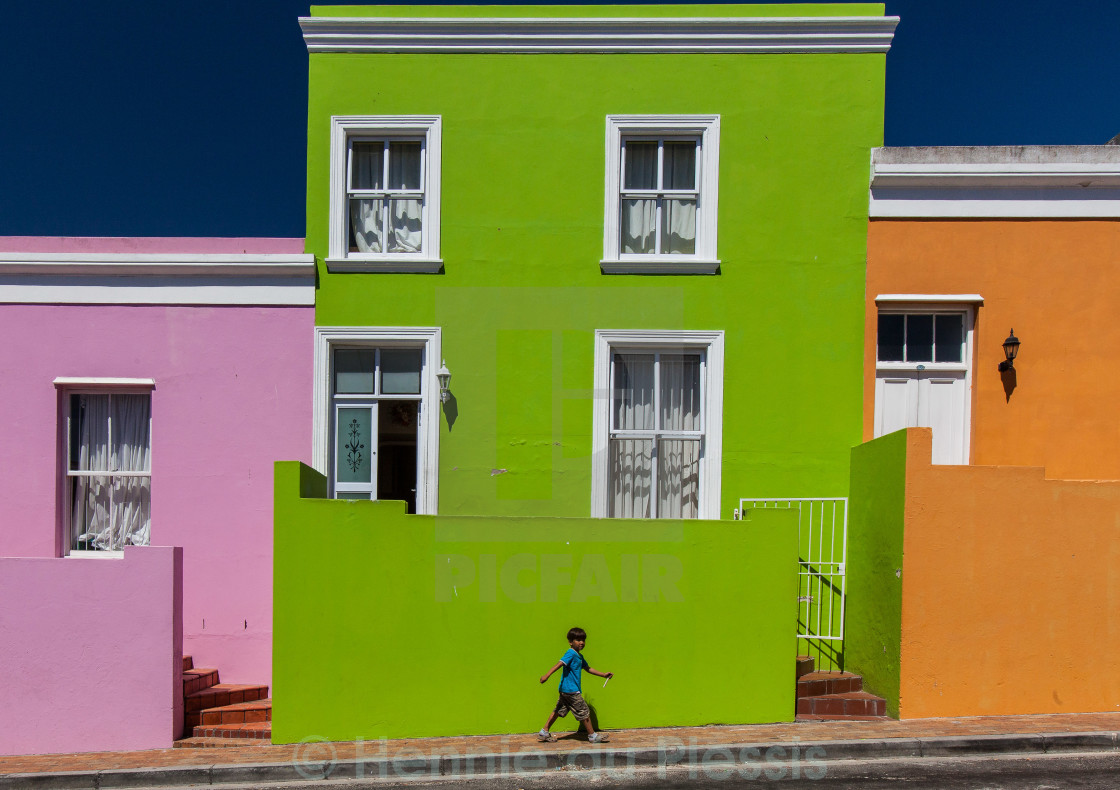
[735,497,848,643]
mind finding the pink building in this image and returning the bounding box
[0,237,314,754]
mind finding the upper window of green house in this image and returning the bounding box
[602,116,720,275]
[328,116,442,273]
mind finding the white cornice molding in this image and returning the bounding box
[875,294,984,305]
[0,253,316,305]
[300,16,899,54]
[870,151,1120,218]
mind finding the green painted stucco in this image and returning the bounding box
[844,430,906,718]
[273,462,799,741]
[306,3,887,518]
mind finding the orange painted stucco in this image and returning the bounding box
[866,220,1120,480]
[898,429,1120,718]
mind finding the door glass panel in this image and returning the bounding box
[877,315,905,361]
[350,142,384,190]
[663,142,696,190]
[381,349,422,394]
[335,349,376,394]
[613,354,655,430]
[934,314,964,362]
[336,407,372,484]
[906,315,934,362]
[608,438,653,518]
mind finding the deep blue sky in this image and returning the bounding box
[2,1,1117,237]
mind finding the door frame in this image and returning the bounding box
[313,326,442,513]
[873,296,980,464]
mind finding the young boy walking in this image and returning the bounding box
[538,626,613,742]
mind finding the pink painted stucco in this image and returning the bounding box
[0,300,312,687]
[0,546,183,756]
[0,236,305,254]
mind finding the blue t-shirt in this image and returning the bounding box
[558,648,587,693]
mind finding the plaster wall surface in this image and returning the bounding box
[0,546,183,755]
[307,4,888,517]
[866,219,1120,479]
[0,299,312,684]
[898,429,1120,718]
[272,462,799,742]
[0,237,305,253]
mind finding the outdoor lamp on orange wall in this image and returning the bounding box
[437,360,452,403]
[998,330,1020,372]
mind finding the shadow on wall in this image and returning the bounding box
[1001,367,1016,402]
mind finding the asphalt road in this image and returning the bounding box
[145,751,1120,789]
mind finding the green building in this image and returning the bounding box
[274,3,895,742]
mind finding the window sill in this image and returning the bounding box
[65,550,124,559]
[600,259,720,275]
[325,257,444,274]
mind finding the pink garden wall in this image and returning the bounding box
[0,237,312,687]
[0,547,183,755]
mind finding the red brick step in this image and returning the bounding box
[796,691,886,717]
[797,671,863,698]
[191,722,271,740]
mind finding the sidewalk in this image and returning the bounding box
[3,712,1120,788]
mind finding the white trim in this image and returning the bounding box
[300,16,899,54]
[328,116,442,268]
[313,326,442,514]
[0,253,316,305]
[603,116,720,272]
[325,257,444,274]
[870,152,1120,218]
[875,294,984,305]
[591,329,724,519]
[54,377,156,389]
[599,259,720,275]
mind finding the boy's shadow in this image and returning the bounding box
[557,704,601,740]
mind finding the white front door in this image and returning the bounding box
[874,309,973,465]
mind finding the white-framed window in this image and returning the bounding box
[602,115,720,274]
[55,379,154,556]
[592,330,724,518]
[313,327,442,513]
[327,116,442,273]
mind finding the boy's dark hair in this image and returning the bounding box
[567,627,587,642]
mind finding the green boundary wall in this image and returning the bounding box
[844,431,906,718]
[273,462,799,742]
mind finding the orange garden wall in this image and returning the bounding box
[896,429,1120,718]
[865,219,1120,479]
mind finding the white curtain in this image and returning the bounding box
[389,199,422,253]
[661,199,696,254]
[621,142,657,254]
[350,198,383,253]
[610,354,702,518]
[73,394,151,551]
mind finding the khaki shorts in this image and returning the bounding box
[553,692,591,721]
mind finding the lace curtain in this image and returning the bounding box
[349,141,423,254]
[621,141,697,255]
[71,394,151,551]
[609,353,701,518]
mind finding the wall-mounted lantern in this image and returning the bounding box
[436,360,452,403]
[998,330,1020,372]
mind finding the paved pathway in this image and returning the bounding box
[4,712,1120,776]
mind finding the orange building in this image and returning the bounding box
[866,146,1120,479]
[847,147,1120,718]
